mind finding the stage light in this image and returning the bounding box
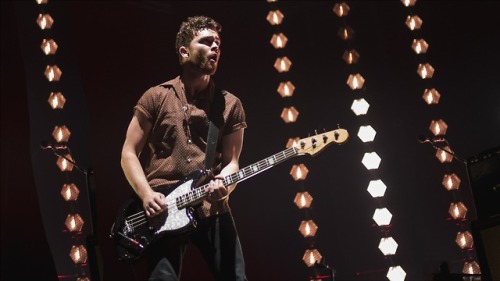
[69,245,88,264]
[373,208,392,226]
[417,63,435,79]
[36,0,48,4]
[290,164,309,181]
[422,88,440,105]
[48,92,66,109]
[37,14,54,30]
[436,146,453,163]
[274,57,292,72]
[65,214,84,232]
[299,220,318,238]
[76,278,90,281]
[405,15,423,30]
[401,0,416,7]
[57,154,74,172]
[378,237,398,255]
[347,73,365,90]
[455,231,474,249]
[41,39,58,55]
[294,192,313,209]
[338,26,355,40]
[387,265,406,281]
[302,249,322,267]
[333,2,350,17]
[449,202,468,220]
[52,125,71,143]
[442,173,461,191]
[367,179,387,198]
[462,261,481,274]
[357,125,376,142]
[60,183,80,201]
[362,152,381,170]
[267,10,284,25]
[412,39,429,54]
[343,49,360,64]
[44,65,62,81]
[277,81,295,97]
[286,137,301,149]
[351,98,370,116]
[271,33,288,49]
[429,119,448,136]
[281,106,299,123]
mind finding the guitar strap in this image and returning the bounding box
[204,88,225,170]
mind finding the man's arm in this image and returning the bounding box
[121,114,167,217]
[207,128,245,201]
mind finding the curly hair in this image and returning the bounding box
[175,16,222,55]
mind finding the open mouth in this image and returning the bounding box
[208,54,218,62]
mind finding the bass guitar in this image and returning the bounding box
[110,128,349,261]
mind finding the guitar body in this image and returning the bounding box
[110,169,210,262]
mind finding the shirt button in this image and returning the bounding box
[187,139,192,144]
[187,158,192,163]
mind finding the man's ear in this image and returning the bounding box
[179,46,189,58]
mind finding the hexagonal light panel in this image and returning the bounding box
[358,125,376,142]
[61,183,80,201]
[294,191,313,209]
[52,125,71,143]
[274,56,292,73]
[367,179,387,198]
[373,207,392,226]
[456,231,474,249]
[266,10,284,25]
[347,73,365,90]
[379,236,398,255]
[417,63,435,79]
[69,245,88,264]
[333,2,350,17]
[412,38,429,54]
[442,173,461,191]
[387,265,406,281]
[449,202,468,220]
[338,26,355,40]
[302,249,322,267]
[48,92,66,109]
[299,220,318,238]
[351,98,370,116]
[37,13,54,30]
[362,152,381,170]
[422,88,440,105]
[44,65,62,81]
[65,213,84,232]
[41,39,58,55]
[436,146,453,163]
[281,106,299,123]
[406,15,422,30]
[343,49,360,64]
[462,261,481,274]
[429,119,448,136]
[277,81,295,97]
[290,163,309,181]
[270,33,288,49]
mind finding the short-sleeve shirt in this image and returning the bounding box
[134,76,246,217]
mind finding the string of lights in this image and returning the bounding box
[35,0,91,280]
[333,2,406,280]
[400,0,481,275]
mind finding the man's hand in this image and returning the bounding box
[143,191,168,217]
[206,176,228,203]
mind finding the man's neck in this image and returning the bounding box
[180,71,211,98]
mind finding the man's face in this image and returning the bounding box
[185,28,221,75]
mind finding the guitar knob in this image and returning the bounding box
[300,141,306,148]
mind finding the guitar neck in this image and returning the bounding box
[223,146,298,186]
[186,146,299,205]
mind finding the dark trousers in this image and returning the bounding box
[147,212,247,281]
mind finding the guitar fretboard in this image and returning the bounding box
[176,146,299,208]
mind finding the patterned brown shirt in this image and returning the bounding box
[133,76,246,217]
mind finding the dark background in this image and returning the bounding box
[2,1,499,280]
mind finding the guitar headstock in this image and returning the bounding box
[295,129,349,156]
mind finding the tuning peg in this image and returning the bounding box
[322,133,328,143]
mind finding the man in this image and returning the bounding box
[121,16,247,280]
